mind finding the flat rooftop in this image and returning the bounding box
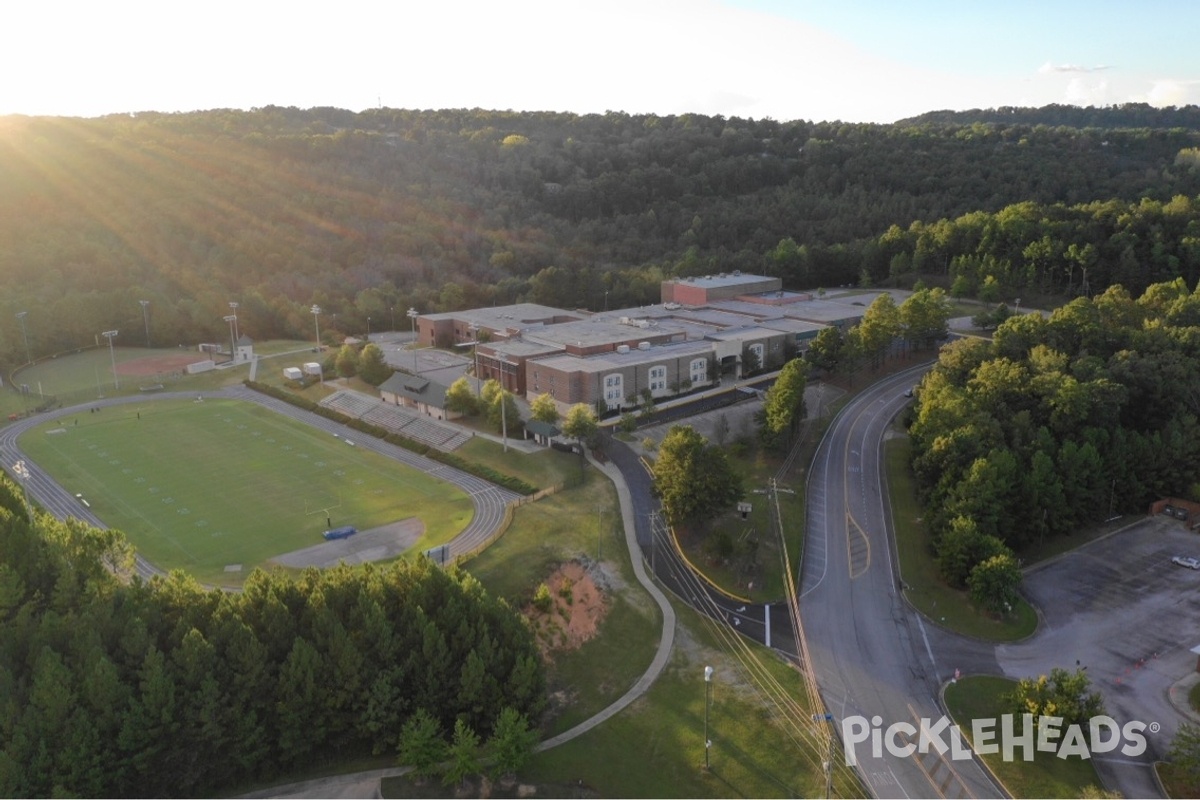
[533,339,714,374]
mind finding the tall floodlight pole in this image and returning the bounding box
[102,330,119,390]
[703,665,714,769]
[15,311,30,364]
[406,307,419,373]
[139,300,151,348]
[311,305,322,351]
[228,302,240,341]
[223,315,238,362]
[390,306,396,332]
[367,316,372,340]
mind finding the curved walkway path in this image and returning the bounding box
[240,452,677,799]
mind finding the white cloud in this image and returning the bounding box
[1038,62,1112,74]
[1144,79,1200,107]
[1064,77,1110,106]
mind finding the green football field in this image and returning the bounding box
[18,398,473,584]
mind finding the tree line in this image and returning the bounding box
[2,105,1199,372]
[0,480,545,797]
[908,279,1200,594]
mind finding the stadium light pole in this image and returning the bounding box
[15,311,30,364]
[139,300,151,348]
[102,330,119,390]
[406,307,419,373]
[311,305,322,350]
[703,665,714,769]
[390,305,395,332]
[228,302,240,341]
[223,315,237,362]
[367,316,371,340]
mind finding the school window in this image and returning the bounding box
[649,366,666,392]
[690,358,707,384]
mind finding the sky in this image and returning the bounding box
[2,0,1197,124]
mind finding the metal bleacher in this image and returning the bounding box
[321,390,472,452]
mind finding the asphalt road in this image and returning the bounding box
[797,365,1004,799]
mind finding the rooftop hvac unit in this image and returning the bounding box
[638,341,651,350]
[617,344,631,354]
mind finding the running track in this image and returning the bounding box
[0,386,520,580]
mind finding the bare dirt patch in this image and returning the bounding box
[116,352,213,376]
[524,561,609,657]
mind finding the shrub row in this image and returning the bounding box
[244,381,536,495]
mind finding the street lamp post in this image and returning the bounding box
[223,315,237,362]
[15,311,30,364]
[703,665,714,769]
[102,330,119,390]
[139,300,151,348]
[406,308,419,373]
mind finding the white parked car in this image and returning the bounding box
[1171,555,1200,570]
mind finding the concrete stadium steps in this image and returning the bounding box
[361,403,420,433]
[320,390,379,418]
[321,390,470,451]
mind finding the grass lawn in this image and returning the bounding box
[455,436,582,493]
[383,597,861,799]
[886,435,1038,641]
[944,676,1105,799]
[453,457,859,798]
[1158,760,1200,799]
[462,466,660,734]
[18,397,472,585]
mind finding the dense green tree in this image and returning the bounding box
[967,553,1022,616]
[444,377,478,416]
[334,344,359,380]
[443,718,482,789]
[561,403,598,446]
[486,707,538,780]
[759,357,810,448]
[1168,723,1200,786]
[1008,668,1105,733]
[651,425,743,524]
[529,393,560,425]
[358,343,391,385]
[396,708,445,781]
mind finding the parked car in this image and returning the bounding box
[1171,555,1200,570]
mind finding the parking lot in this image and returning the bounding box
[996,514,1200,764]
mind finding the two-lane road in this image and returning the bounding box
[800,366,1003,799]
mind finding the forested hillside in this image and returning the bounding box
[1,104,1199,368]
[0,477,545,797]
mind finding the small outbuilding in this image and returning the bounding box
[524,418,560,447]
[283,367,303,381]
[379,373,457,420]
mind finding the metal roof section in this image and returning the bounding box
[532,339,715,373]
